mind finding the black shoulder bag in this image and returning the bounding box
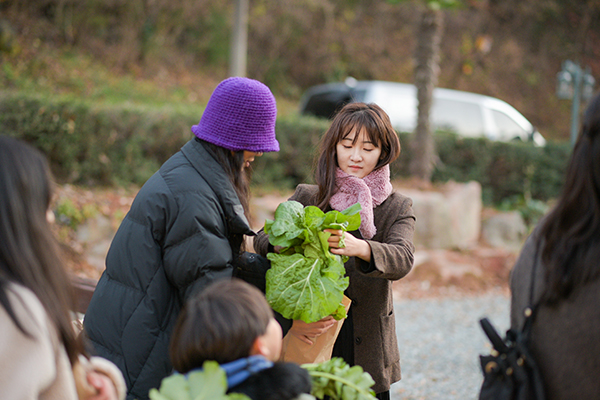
[478,247,546,400]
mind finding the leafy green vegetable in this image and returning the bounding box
[303,357,376,400]
[148,361,250,400]
[265,200,361,323]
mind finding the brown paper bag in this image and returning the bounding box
[280,295,351,364]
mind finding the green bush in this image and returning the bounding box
[251,114,329,191]
[0,92,196,185]
[391,131,570,205]
[0,92,570,206]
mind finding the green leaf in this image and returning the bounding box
[268,200,305,239]
[264,201,361,323]
[148,361,252,400]
[322,204,361,232]
[149,374,193,400]
[303,358,376,400]
[266,252,348,323]
[188,362,230,399]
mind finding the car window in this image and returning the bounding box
[301,88,368,119]
[432,98,484,137]
[302,90,353,119]
[491,109,528,141]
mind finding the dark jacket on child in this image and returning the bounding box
[84,138,253,400]
[228,362,313,400]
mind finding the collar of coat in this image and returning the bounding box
[181,139,255,237]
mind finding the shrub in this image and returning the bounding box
[0,92,195,185]
[0,92,570,206]
[251,114,329,191]
[391,131,570,205]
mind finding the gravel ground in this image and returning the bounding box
[390,292,510,400]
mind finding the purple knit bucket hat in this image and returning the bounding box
[191,77,279,152]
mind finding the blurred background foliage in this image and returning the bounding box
[0,91,570,207]
[1,0,599,138]
[0,0,595,205]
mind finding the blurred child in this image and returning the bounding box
[168,278,313,400]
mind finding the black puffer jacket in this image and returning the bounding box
[83,139,254,400]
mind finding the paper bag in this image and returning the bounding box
[280,295,352,364]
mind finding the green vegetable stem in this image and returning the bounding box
[302,357,377,400]
[264,201,361,323]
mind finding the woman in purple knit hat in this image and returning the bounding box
[83,77,280,400]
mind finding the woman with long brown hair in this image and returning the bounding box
[254,102,415,399]
[0,136,123,400]
[510,92,600,399]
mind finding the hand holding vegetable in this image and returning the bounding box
[264,201,361,323]
[324,229,371,262]
[289,316,337,345]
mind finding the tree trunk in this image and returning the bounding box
[410,6,443,182]
[230,0,249,77]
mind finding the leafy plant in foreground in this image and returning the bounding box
[303,357,376,400]
[148,357,375,400]
[148,361,250,400]
[264,200,361,323]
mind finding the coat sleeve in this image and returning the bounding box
[509,232,543,330]
[160,184,236,302]
[0,286,78,400]
[253,227,271,257]
[357,194,416,281]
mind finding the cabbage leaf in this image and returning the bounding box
[303,357,376,400]
[265,201,361,323]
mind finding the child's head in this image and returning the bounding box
[170,278,282,373]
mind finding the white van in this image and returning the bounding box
[299,79,546,146]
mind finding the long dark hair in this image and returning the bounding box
[169,279,272,372]
[0,136,81,364]
[539,92,600,304]
[197,139,251,251]
[314,102,400,210]
[197,138,251,216]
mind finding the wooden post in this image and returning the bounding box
[229,0,249,77]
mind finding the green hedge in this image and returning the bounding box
[0,92,197,185]
[0,92,571,205]
[390,132,570,204]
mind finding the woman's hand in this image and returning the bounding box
[84,371,119,400]
[324,229,371,262]
[289,316,336,345]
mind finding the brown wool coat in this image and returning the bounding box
[254,184,416,393]
[510,232,600,400]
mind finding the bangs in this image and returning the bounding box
[340,113,382,148]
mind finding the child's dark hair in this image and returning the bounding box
[170,278,273,373]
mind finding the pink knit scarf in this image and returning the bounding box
[329,165,393,239]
